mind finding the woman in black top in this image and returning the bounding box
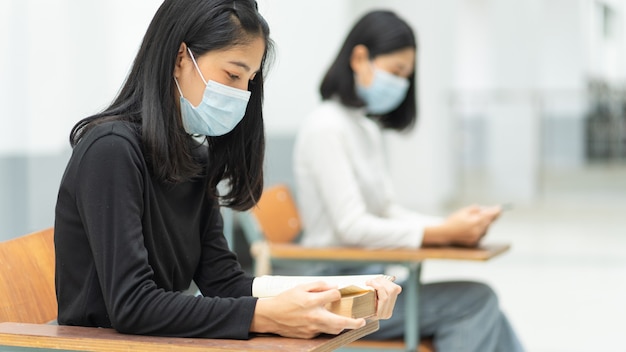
[54,0,400,339]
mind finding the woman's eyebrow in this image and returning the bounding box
[229,60,252,72]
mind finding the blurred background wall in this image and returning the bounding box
[2,0,625,234]
[1,1,625,351]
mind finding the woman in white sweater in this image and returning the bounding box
[293,10,524,352]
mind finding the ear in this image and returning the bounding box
[350,44,373,87]
[173,42,188,78]
[350,44,370,76]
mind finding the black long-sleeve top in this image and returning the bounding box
[54,120,256,339]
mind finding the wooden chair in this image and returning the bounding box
[0,227,57,324]
[0,227,377,351]
[239,184,511,352]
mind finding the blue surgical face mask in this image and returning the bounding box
[174,47,251,136]
[356,65,410,115]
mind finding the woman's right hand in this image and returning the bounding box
[250,281,367,338]
[423,205,501,247]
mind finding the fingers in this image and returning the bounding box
[365,277,402,320]
[464,206,502,247]
[464,204,501,221]
[336,316,367,331]
[464,204,482,214]
[311,307,366,334]
[294,281,342,308]
[477,206,501,238]
[300,280,338,292]
[442,204,501,247]
[256,282,365,338]
[481,205,502,220]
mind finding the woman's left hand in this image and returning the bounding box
[366,276,402,319]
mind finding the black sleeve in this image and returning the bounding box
[75,133,257,339]
[194,207,255,299]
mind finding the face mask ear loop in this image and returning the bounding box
[187,47,208,85]
[173,77,184,98]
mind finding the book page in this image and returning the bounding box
[252,274,395,297]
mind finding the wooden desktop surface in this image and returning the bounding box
[269,242,511,262]
[0,320,379,352]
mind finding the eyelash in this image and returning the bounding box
[227,72,240,81]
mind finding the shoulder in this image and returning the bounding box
[59,120,147,199]
[70,120,144,170]
[80,120,140,143]
[295,101,360,160]
[76,120,141,153]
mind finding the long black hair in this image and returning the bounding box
[69,0,273,211]
[320,10,417,131]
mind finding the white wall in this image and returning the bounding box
[0,0,162,155]
[586,0,626,84]
[0,0,162,237]
[2,0,624,233]
[452,0,600,203]
[257,0,352,135]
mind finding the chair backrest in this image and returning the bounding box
[250,184,302,244]
[0,227,57,323]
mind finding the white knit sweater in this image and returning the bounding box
[293,100,442,249]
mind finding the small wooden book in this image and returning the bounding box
[325,287,376,318]
[252,274,395,319]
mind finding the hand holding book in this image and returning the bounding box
[363,275,402,320]
[251,280,368,338]
[252,274,400,320]
[250,274,401,339]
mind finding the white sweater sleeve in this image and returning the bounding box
[385,203,443,229]
[298,120,427,249]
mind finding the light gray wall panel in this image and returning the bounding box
[1,151,70,241]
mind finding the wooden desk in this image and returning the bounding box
[268,243,510,262]
[265,243,511,352]
[0,320,379,352]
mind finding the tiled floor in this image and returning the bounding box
[424,165,626,351]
